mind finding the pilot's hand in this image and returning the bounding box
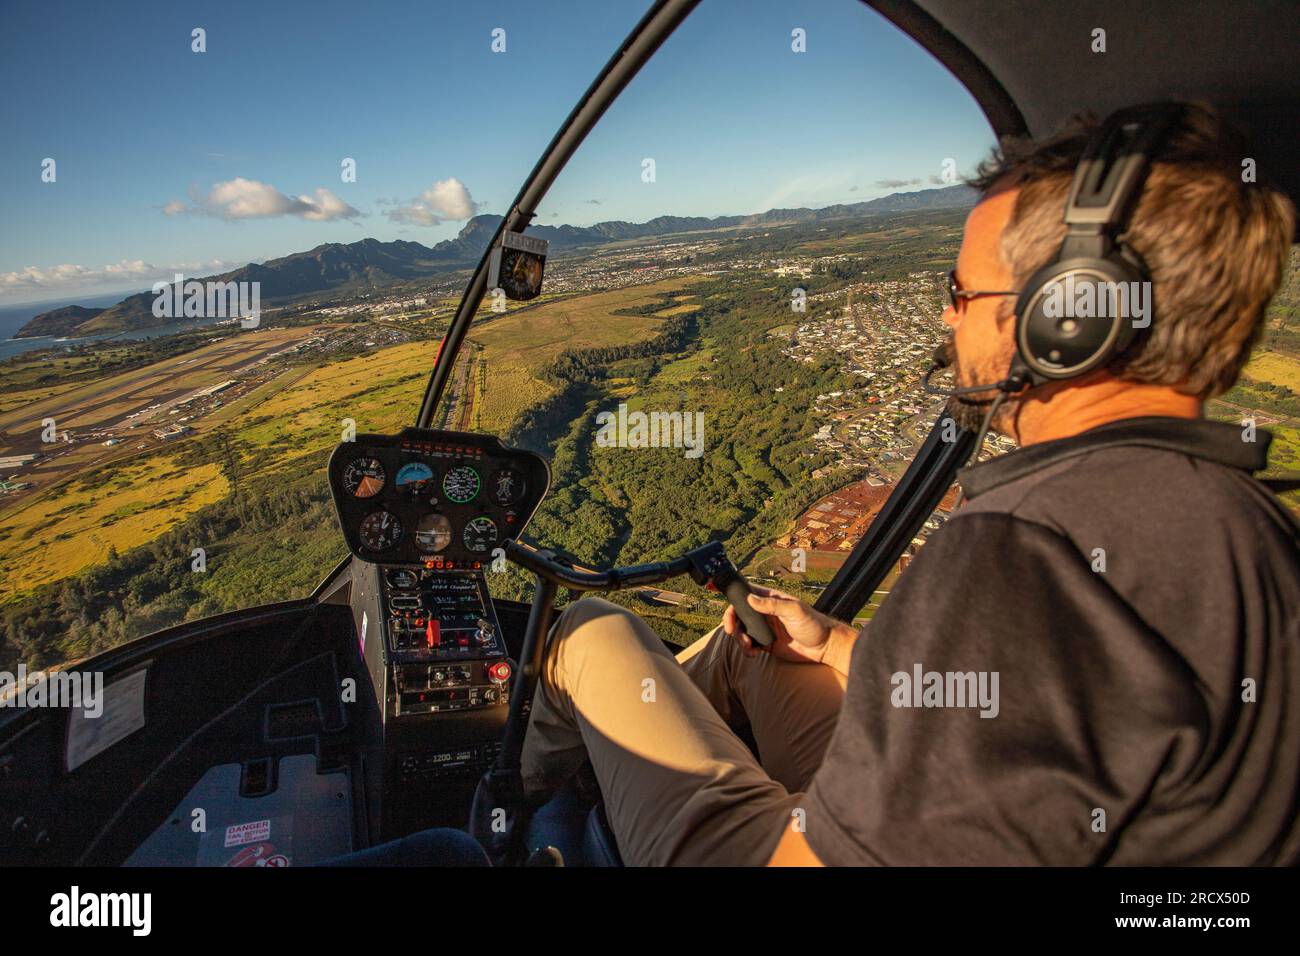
[722,585,849,665]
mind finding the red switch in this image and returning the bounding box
[487,661,512,683]
[426,619,441,648]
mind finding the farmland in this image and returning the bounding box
[0,279,691,604]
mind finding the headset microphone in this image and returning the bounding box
[922,344,1030,483]
[922,345,1030,398]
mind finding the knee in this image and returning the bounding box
[548,597,665,667]
[553,596,626,632]
[552,597,640,646]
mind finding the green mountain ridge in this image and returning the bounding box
[15,185,978,339]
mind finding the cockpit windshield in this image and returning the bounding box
[424,2,998,640]
[2,0,1295,675]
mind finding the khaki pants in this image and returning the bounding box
[521,597,847,866]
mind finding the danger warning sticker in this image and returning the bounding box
[224,819,271,848]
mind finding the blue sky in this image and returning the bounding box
[0,0,994,306]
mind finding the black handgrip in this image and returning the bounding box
[685,543,776,647]
[719,570,777,648]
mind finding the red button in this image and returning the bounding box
[488,662,512,683]
[426,619,441,647]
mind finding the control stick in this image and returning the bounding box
[685,542,776,648]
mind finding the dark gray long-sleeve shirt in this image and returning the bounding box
[805,416,1300,865]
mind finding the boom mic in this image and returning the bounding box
[923,344,1030,397]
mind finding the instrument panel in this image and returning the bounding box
[328,428,550,568]
[383,567,512,717]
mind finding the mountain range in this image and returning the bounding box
[15,185,976,338]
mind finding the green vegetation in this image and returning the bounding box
[3,217,1296,669]
[484,275,861,619]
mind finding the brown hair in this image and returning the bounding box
[969,102,1295,399]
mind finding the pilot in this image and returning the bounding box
[521,102,1300,866]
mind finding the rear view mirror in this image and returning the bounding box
[487,231,549,301]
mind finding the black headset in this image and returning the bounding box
[1008,102,1184,389]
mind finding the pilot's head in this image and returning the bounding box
[942,101,1295,440]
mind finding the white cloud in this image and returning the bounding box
[166,177,360,221]
[0,258,247,302]
[296,187,358,222]
[387,178,478,226]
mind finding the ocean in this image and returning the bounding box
[0,292,217,362]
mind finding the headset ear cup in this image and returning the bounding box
[1109,243,1154,356]
[1015,259,1142,380]
[1011,106,1173,386]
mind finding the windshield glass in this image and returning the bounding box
[430,1,1000,641]
[0,1,636,668]
[3,1,1297,671]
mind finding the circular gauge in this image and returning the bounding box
[342,457,386,498]
[386,568,418,589]
[415,513,453,553]
[358,511,402,551]
[462,516,499,553]
[490,467,526,507]
[443,465,481,504]
[396,461,434,492]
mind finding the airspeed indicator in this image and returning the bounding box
[443,465,480,504]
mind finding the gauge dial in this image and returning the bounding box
[396,461,434,492]
[359,511,402,551]
[462,516,499,553]
[415,513,453,553]
[442,465,481,504]
[385,568,418,589]
[342,457,386,498]
[490,467,525,507]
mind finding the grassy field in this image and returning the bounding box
[0,455,227,595]
[461,277,699,434]
[242,339,435,471]
[653,303,701,317]
[0,345,144,393]
[1243,349,1300,390]
[652,348,716,385]
[1263,423,1300,472]
[0,326,329,442]
[0,381,87,419]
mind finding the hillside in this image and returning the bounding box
[14,304,106,339]
[15,185,977,338]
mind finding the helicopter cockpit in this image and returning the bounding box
[2,0,1297,872]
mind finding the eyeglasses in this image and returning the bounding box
[945,269,1018,311]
